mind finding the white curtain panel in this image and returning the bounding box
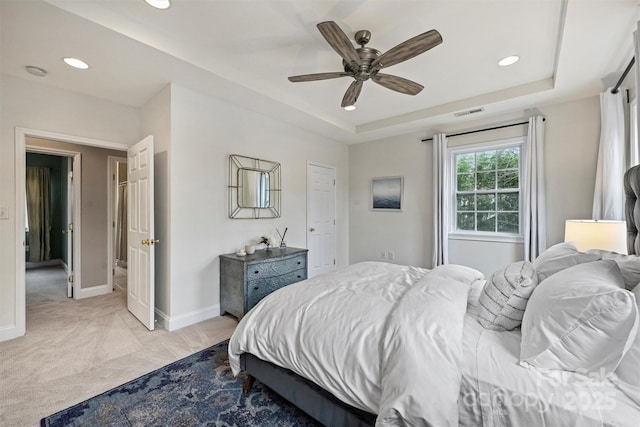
[524,116,546,262]
[26,166,51,262]
[592,88,626,220]
[432,133,449,267]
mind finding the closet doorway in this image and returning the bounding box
[108,156,128,292]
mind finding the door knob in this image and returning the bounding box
[142,239,160,245]
[309,227,315,232]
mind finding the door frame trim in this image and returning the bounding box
[14,127,129,339]
[306,161,337,278]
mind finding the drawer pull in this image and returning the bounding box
[254,286,259,290]
[297,275,301,278]
[254,271,259,274]
[297,261,301,265]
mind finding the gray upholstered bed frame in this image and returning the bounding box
[624,164,640,255]
[240,353,376,426]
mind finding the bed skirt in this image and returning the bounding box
[241,353,377,426]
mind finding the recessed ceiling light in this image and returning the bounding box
[25,66,47,77]
[144,0,171,9]
[63,57,89,70]
[343,105,356,111]
[498,55,520,67]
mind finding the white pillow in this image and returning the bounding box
[520,260,638,376]
[611,285,640,405]
[532,241,581,268]
[587,249,640,291]
[533,242,601,282]
[478,261,537,331]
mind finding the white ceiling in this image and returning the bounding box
[1,0,638,144]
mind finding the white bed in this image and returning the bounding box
[229,260,640,426]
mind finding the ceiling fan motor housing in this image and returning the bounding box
[343,46,380,81]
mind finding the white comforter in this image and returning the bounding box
[228,261,484,426]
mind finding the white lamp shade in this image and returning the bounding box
[564,220,627,254]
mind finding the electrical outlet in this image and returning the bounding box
[380,250,386,259]
[387,250,395,261]
[0,207,8,220]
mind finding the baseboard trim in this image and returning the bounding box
[156,304,221,332]
[0,325,23,343]
[77,284,111,299]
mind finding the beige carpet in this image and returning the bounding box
[0,266,237,427]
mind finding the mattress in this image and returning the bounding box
[460,281,640,427]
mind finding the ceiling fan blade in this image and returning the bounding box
[317,21,362,69]
[371,29,442,70]
[341,80,363,108]
[288,72,351,82]
[372,73,424,95]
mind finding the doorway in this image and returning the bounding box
[25,147,80,300]
[14,128,130,338]
[108,156,128,293]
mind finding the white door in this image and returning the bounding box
[307,162,336,277]
[127,136,155,330]
[66,157,74,298]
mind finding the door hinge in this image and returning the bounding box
[113,174,116,181]
[68,275,74,283]
[333,259,336,265]
[68,223,74,231]
[69,171,73,179]
[113,221,116,228]
[112,268,115,276]
[333,219,335,225]
[333,179,336,185]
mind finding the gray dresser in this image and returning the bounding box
[220,247,308,320]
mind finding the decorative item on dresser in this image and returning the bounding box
[220,247,308,320]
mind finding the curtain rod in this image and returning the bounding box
[421,118,545,143]
[611,57,635,94]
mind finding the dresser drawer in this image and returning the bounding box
[247,254,306,279]
[246,268,307,309]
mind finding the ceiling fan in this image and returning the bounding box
[288,21,443,110]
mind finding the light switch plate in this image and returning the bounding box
[0,207,8,220]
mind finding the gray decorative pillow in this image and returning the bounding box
[534,242,601,282]
[587,249,640,291]
[478,261,538,331]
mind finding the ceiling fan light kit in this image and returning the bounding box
[288,21,443,110]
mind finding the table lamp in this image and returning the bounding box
[564,220,627,254]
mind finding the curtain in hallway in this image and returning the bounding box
[116,184,128,263]
[592,88,626,220]
[432,133,449,267]
[26,166,51,262]
[524,116,546,262]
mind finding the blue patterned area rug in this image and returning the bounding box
[41,340,319,426]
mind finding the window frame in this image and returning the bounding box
[448,137,526,243]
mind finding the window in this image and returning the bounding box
[451,138,524,237]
